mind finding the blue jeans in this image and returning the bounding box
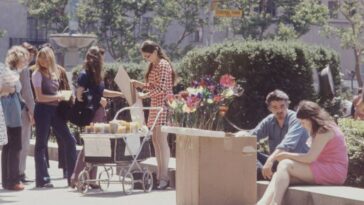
[34,103,77,186]
[1,127,22,188]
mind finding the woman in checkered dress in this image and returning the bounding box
[131,40,175,190]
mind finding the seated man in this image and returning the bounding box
[236,89,309,180]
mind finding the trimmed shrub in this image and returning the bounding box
[339,118,364,188]
[177,40,341,130]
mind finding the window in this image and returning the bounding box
[252,0,276,17]
[328,1,339,19]
[190,28,202,42]
[140,17,152,36]
[27,16,48,39]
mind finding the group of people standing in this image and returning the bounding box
[0,39,175,191]
[0,43,79,190]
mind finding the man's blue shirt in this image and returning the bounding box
[250,110,309,154]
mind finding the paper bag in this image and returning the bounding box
[114,66,136,105]
[114,66,145,125]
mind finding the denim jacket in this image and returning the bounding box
[1,92,23,128]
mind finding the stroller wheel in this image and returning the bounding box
[122,171,134,195]
[77,170,90,194]
[142,170,153,192]
[98,166,112,191]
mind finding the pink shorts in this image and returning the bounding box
[310,161,347,185]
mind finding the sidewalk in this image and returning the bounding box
[0,152,176,205]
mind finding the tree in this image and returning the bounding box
[20,0,68,33]
[324,0,364,87]
[78,0,157,61]
[219,0,328,40]
[152,0,209,58]
[21,0,210,61]
[78,0,211,60]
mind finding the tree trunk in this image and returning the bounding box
[354,48,363,87]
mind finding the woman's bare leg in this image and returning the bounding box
[151,128,161,181]
[154,126,170,182]
[270,159,315,205]
[257,174,276,205]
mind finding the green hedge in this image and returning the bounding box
[177,40,341,129]
[339,118,364,188]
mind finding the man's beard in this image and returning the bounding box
[276,112,285,120]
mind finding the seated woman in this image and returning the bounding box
[258,100,348,205]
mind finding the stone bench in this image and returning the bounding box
[257,181,364,205]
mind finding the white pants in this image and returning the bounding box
[19,109,32,175]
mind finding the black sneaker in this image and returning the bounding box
[20,175,34,183]
[36,183,54,188]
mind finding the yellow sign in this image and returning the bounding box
[215,9,243,17]
[210,0,218,10]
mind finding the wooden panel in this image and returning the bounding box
[176,133,256,205]
[176,135,200,205]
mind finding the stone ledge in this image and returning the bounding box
[257,181,364,205]
[26,139,83,161]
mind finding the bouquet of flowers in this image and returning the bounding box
[167,74,243,131]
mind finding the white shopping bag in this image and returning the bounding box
[124,135,141,156]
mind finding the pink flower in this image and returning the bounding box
[166,94,175,103]
[220,74,236,88]
[186,95,200,108]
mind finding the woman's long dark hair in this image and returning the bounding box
[84,46,105,85]
[141,40,176,84]
[296,100,334,137]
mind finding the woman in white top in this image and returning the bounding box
[0,63,15,146]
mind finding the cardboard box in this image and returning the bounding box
[162,126,257,205]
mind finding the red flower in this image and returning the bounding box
[214,95,222,102]
[220,74,236,88]
[178,91,189,99]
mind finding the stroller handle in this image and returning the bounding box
[112,106,163,131]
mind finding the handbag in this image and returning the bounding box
[68,90,96,127]
[56,96,74,122]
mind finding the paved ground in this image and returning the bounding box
[0,153,176,205]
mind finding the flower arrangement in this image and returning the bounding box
[167,74,243,131]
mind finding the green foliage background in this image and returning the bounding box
[177,40,340,129]
[339,118,364,188]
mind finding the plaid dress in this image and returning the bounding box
[143,59,173,128]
